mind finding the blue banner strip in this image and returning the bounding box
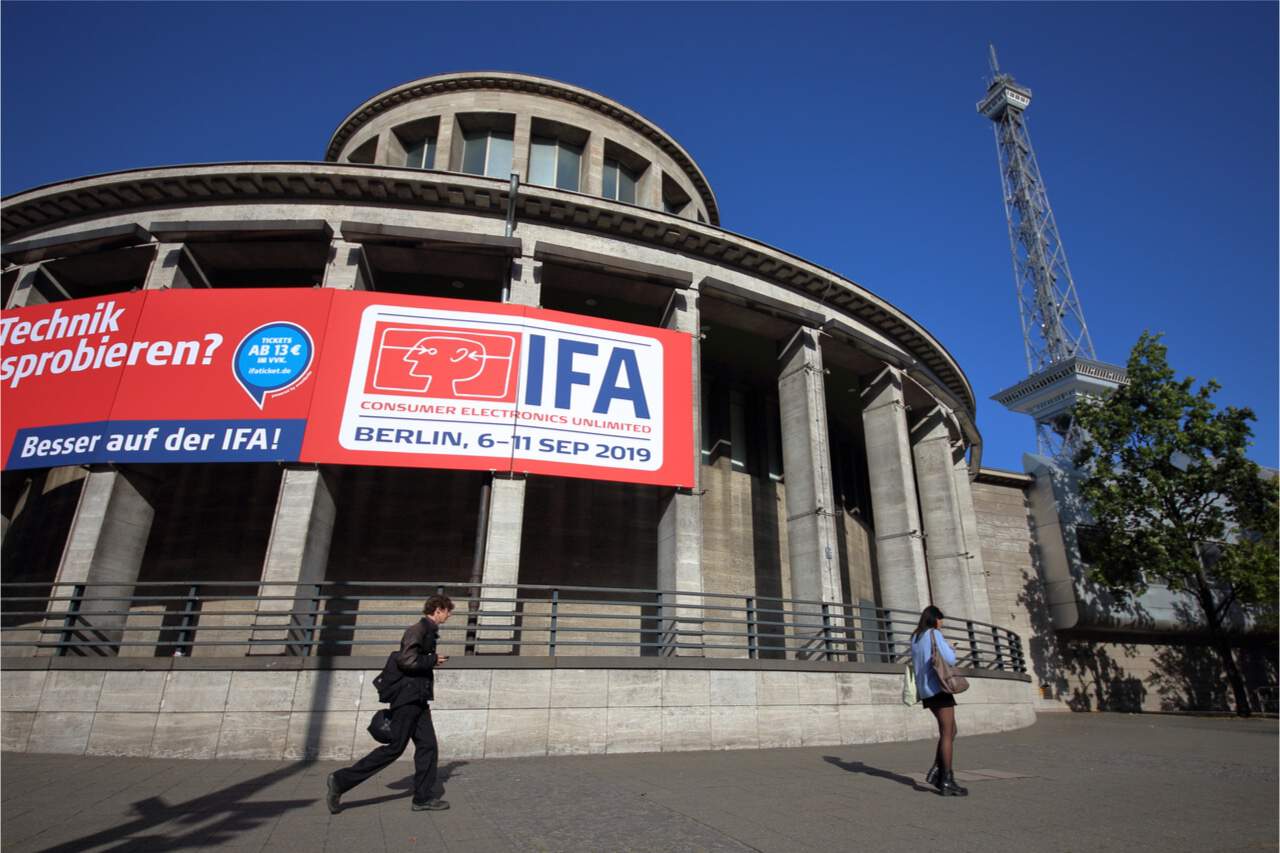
[5,419,307,470]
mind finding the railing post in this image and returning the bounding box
[177,584,200,654]
[882,607,896,664]
[967,621,979,668]
[821,603,834,661]
[655,591,667,657]
[56,584,86,657]
[549,588,558,657]
[301,583,322,657]
[993,626,1006,671]
[745,596,757,660]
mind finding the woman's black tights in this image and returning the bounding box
[930,705,957,771]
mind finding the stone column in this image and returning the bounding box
[640,166,663,210]
[321,240,370,291]
[507,253,541,307]
[657,287,704,654]
[475,475,525,653]
[248,242,362,656]
[952,456,994,625]
[860,368,929,622]
[249,467,336,655]
[437,113,458,171]
[143,243,208,290]
[777,328,842,657]
[511,114,532,183]
[475,252,541,650]
[584,132,605,198]
[911,407,973,620]
[42,466,158,655]
[5,264,52,308]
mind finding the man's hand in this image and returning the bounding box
[436,655,449,665]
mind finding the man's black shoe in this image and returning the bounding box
[411,799,450,811]
[326,773,342,814]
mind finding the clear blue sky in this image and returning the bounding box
[3,2,1276,471]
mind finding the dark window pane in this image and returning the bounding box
[424,139,437,170]
[529,138,555,187]
[486,133,513,178]
[405,140,426,168]
[556,144,581,191]
[618,168,637,204]
[602,161,618,200]
[462,132,486,175]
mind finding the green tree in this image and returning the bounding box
[1072,332,1278,716]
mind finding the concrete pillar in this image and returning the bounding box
[42,466,157,655]
[247,241,362,656]
[474,251,542,649]
[438,113,459,172]
[476,476,526,653]
[5,264,56,308]
[658,287,704,654]
[952,455,994,625]
[584,132,605,198]
[249,467,336,655]
[860,368,929,618]
[777,328,842,657]
[911,407,973,620]
[143,243,208,290]
[511,114,532,182]
[640,165,662,211]
[507,254,541,307]
[321,240,370,291]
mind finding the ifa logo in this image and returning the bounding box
[364,322,519,402]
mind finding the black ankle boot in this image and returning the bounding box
[937,770,968,797]
[925,763,940,786]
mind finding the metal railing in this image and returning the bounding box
[0,580,1026,672]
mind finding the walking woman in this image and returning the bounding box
[911,605,968,796]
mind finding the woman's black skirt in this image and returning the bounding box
[922,692,957,710]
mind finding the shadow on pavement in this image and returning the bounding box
[341,760,466,811]
[822,756,930,792]
[37,758,469,851]
[38,760,314,853]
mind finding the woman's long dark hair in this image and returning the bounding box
[911,605,945,640]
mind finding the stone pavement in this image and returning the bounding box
[1,713,1275,853]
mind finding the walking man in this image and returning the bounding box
[327,594,455,813]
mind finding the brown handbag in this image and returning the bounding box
[931,631,970,695]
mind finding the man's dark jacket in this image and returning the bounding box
[379,617,440,710]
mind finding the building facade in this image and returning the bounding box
[0,72,1259,761]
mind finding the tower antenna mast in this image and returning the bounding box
[979,46,1123,461]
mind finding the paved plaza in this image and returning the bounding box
[1,713,1276,852]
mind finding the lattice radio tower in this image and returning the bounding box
[979,45,1125,462]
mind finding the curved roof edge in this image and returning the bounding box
[325,71,720,226]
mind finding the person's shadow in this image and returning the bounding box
[823,756,931,792]
[341,760,467,809]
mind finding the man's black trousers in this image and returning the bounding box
[333,702,439,804]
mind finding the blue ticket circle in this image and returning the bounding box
[233,322,314,407]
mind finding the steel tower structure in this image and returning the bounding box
[979,46,1125,461]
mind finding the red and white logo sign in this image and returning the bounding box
[366,323,518,400]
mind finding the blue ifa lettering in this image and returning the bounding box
[593,348,649,418]
[522,334,650,418]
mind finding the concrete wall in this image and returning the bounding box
[972,473,1278,714]
[0,661,1034,760]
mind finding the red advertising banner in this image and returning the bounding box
[0,290,694,488]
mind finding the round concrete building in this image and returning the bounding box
[0,73,1034,760]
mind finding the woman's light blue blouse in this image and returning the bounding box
[911,628,957,699]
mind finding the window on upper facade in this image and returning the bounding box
[661,173,691,215]
[602,158,639,204]
[404,138,437,169]
[392,117,441,171]
[529,136,583,191]
[461,129,514,179]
